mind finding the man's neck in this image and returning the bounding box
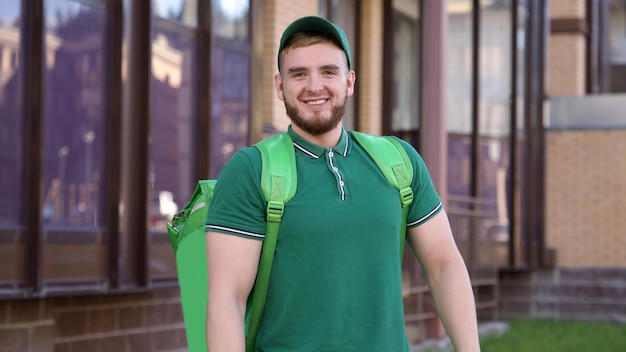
[290,124,343,149]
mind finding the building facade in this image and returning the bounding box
[0,0,624,350]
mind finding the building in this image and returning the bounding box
[0,0,624,350]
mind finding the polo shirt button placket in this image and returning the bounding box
[327,149,346,200]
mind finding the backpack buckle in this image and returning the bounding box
[266,201,285,222]
[399,187,413,208]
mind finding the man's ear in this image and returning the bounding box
[275,73,284,101]
[346,71,356,97]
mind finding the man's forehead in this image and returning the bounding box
[281,43,349,71]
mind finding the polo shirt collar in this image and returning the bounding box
[287,125,351,158]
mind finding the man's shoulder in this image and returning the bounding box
[225,146,262,167]
[216,146,262,185]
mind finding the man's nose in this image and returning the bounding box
[306,74,323,91]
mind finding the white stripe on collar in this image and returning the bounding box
[293,142,320,158]
[292,130,349,158]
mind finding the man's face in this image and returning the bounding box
[275,42,355,136]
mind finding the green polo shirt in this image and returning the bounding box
[206,126,442,352]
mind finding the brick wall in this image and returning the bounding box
[547,35,586,96]
[547,0,586,96]
[0,299,54,352]
[545,129,626,267]
[0,289,185,352]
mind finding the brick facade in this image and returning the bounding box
[546,130,626,268]
[547,0,586,96]
[547,35,586,96]
[0,290,185,352]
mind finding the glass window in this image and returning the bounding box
[608,0,626,92]
[478,0,512,206]
[42,0,108,228]
[212,0,249,41]
[41,0,109,284]
[391,0,420,132]
[0,1,23,226]
[149,1,199,281]
[209,0,250,178]
[447,0,474,197]
[153,0,198,27]
[0,1,25,288]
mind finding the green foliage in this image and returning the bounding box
[479,319,626,352]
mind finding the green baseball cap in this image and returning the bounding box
[278,16,352,70]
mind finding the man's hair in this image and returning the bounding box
[278,31,347,72]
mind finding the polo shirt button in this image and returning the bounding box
[329,151,334,157]
[333,167,338,171]
[340,181,344,186]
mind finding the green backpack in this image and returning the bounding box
[167,131,414,352]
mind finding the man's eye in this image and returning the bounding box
[323,71,336,76]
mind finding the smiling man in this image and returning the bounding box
[205,16,481,352]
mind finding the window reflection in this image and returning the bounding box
[210,48,250,178]
[0,4,22,226]
[209,0,250,178]
[42,0,107,228]
[320,0,358,130]
[391,0,420,131]
[149,14,198,233]
[478,0,512,207]
[153,0,197,27]
[609,0,626,92]
[447,0,473,196]
[212,0,249,40]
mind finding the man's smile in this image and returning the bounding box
[303,98,328,106]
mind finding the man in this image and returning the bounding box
[205,16,480,352]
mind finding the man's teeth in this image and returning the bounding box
[306,99,326,105]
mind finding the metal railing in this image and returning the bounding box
[403,195,504,341]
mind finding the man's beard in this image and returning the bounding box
[284,99,346,136]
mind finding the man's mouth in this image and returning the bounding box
[304,99,328,106]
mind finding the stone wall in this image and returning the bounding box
[499,268,626,322]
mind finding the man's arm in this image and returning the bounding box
[407,210,481,352]
[206,231,263,351]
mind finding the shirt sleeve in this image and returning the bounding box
[391,137,443,228]
[205,147,267,240]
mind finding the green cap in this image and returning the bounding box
[278,16,352,70]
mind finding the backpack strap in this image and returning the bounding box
[350,131,414,261]
[246,133,297,351]
[167,180,215,253]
